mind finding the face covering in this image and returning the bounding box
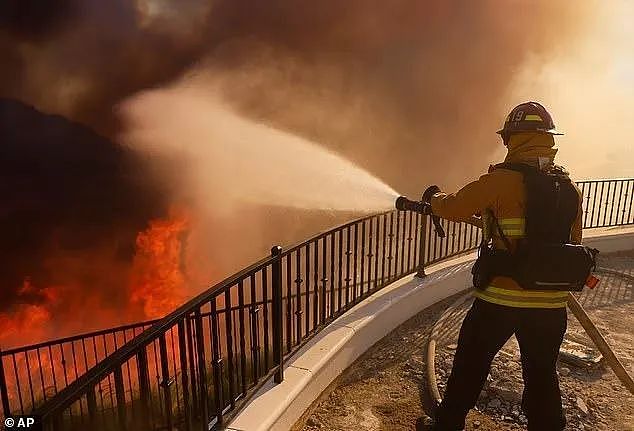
[504,132,558,168]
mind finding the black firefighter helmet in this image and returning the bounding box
[497,101,563,142]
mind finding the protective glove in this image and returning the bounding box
[421,185,446,238]
[422,185,441,204]
[421,202,433,215]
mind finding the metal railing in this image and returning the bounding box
[0,321,158,419]
[2,178,631,430]
[577,179,634,228]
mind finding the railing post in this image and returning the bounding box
[271,246,284,384]
[416,214,428,278]
[158,335,173,431]
[52,412,64,431]
[0,350,11,419]
[113,367,127,431]
[185,315,199,420]
[177,320,192,431]
[137,348,151,430]
[193,309,208,430]
[86,385,97,425]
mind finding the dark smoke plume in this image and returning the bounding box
[0,0,77,40]
[0,1,595,339]
[1,1,591,187]
[0,98,166,312]
[0,0,213,134]
[200,1,592,192]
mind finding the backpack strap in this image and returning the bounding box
[493,162,540,176]
[495,162,572,181]
[486,208,513,251]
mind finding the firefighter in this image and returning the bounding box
[427,102,582,431]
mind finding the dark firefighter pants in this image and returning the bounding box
[433,298,567,431]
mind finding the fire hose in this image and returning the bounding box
[426,293,473,407]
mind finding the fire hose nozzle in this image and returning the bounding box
[394,195,445,238]
[395,196,426,213]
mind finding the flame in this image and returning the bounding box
[129,209,190,319]
[0,210,192,347]
[0,278,60,347]
[0,209,194,412]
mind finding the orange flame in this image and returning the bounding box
[0,209,195,413]
[129,209,191,319]
[0,278,60,347]
[1,209,192,349]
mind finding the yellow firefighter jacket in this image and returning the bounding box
[431,133,583,308]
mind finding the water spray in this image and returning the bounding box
[121,87,399,214]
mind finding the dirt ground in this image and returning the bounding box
[293,251,634,431]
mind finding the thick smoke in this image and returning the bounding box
[0,0,214,133]
[0,99,166,328]
[1,1,605,342]
[506,1,634,180]
[0,0,77,40]
[1,1,594,188]
[116,1,597,292]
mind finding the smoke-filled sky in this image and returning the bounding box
[3,0,623,190]
[1,0,633,340]
[506,1,634,181]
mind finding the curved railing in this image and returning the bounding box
[577,179,634,228]
[3,178,632,430]
[0,320,157,420]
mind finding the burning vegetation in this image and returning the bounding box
[0,210,192,349]
[129,208,190,319]
[0,99,181,349]
[0,279,59,347]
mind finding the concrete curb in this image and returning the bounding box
[583,225,634,253]
[226,228,634,431]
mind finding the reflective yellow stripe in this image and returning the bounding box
[474,285,569,308]
[524,114,543,121]
[485,286,568,298]
[483,290,567,304]
[498,218,525,225]
[501,229,524,237]
[474,291,567,308]
[497,218,525,237]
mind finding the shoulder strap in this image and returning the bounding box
[494,162,540,176]
[495,162,572,181]
[486,208,513,251]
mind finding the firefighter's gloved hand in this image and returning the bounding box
[422,185,442,204]
[421,202,433,215]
